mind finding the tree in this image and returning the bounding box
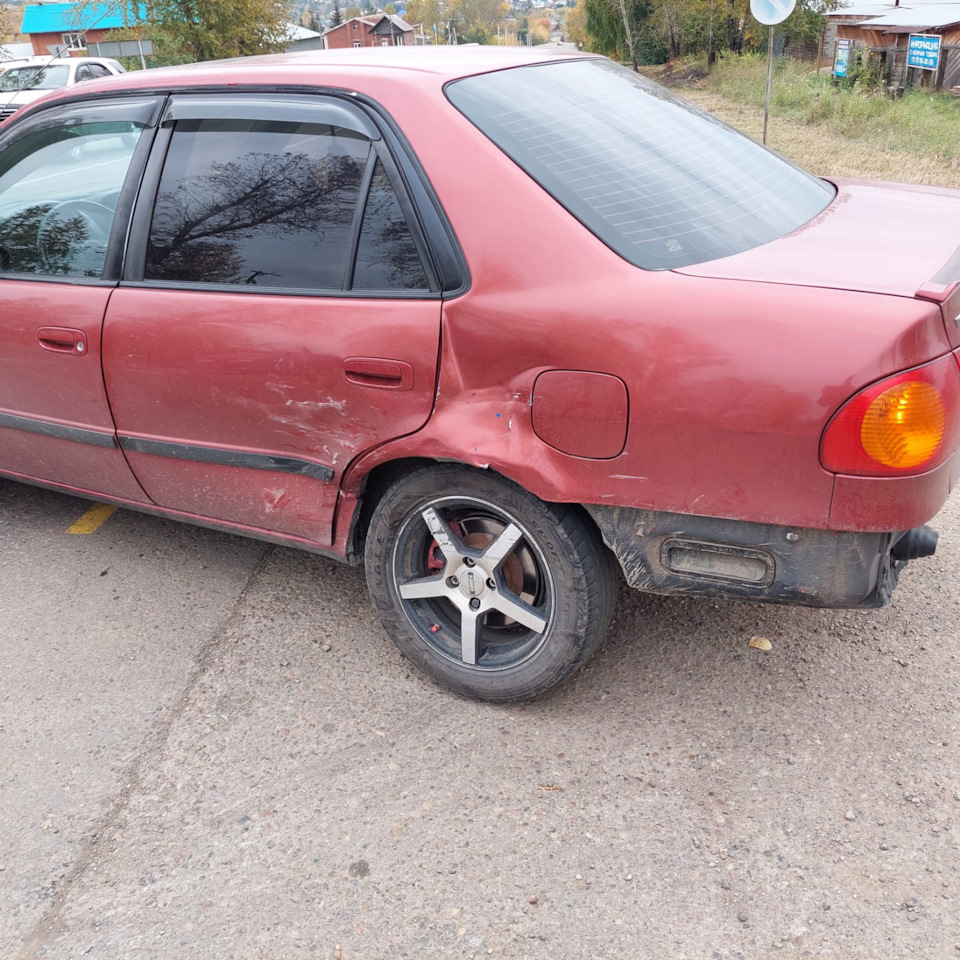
[649,0,684,59]
[582,0,831,64]
[565,0,588,47]
[516,10,528,43]
[143,0,293,62]
[1,5,21,46]
[584,0,658,66]
[405,0,448,40]
[529,15,549,43]
[780,0,832,51]
[385,2,396,12]
[329,0,344,25]
[449,0,507,41]
[724,0,745,54]
[345,5,362,17]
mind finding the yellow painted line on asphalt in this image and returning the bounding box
[66,503,118,535]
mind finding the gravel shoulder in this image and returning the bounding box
[4,479,958,959]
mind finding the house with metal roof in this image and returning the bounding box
[20,2,334,61]
[283,23,325,52]
[323,14,415,49]
[20,2,143,57]
[827,0,960,88]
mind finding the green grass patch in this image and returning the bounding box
[706,53,960,165]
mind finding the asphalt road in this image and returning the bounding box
[2,477,959,959]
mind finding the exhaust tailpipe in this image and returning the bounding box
[891,525,938,562]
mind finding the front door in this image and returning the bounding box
[0,97,161,501]
[102,95,442,545]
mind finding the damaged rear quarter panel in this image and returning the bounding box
[338,87,952,535]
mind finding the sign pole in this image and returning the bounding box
[763,24,774,145]
[750,0,795,145]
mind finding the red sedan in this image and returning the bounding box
[0,48,957,700]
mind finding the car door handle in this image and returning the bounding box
[38,326,87,355]
[343,357,414,391]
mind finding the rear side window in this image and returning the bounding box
[145,119,371,289]
[446,59,835,270]
[353,159,428,290]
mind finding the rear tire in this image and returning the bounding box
[364,464,618,701]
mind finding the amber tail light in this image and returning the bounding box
[820,354,960,477]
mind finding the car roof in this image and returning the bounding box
[10,48,596,118]
[83,46,592,88]
[211,46,587,76]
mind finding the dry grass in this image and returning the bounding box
[678,89,960,189]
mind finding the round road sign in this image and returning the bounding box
[750,0,796,25]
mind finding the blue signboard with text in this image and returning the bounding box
[907,33,941,70]
[834,38,852,77]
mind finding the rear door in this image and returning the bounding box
[0,96,161,500]
[103,94,443,546]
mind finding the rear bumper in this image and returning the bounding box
[829,450,959,530]
[584,505,928,609]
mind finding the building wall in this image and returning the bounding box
[287,36,326,52]
[324,17,413,48]
[835,24,892,48]
[323,19,376,49]
[782,38,819,61]
[368,28,414,45]
[28,27,115,56]
[835,22,960,90]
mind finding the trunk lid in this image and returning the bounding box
[675,178,960,348]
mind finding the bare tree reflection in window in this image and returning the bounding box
[0,204,100,276]
[146,122,370,288]
[353,160,428,290]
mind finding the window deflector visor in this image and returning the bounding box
[0,97,163,151]
[161,95,380,141]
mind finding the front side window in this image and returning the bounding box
[0,117,145,277]
[145,119,371,288]
[447,59,835,270]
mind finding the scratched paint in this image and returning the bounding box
[285,397,347,414]
[263,489,288,514]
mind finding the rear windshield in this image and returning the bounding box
[446,59,835,270]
